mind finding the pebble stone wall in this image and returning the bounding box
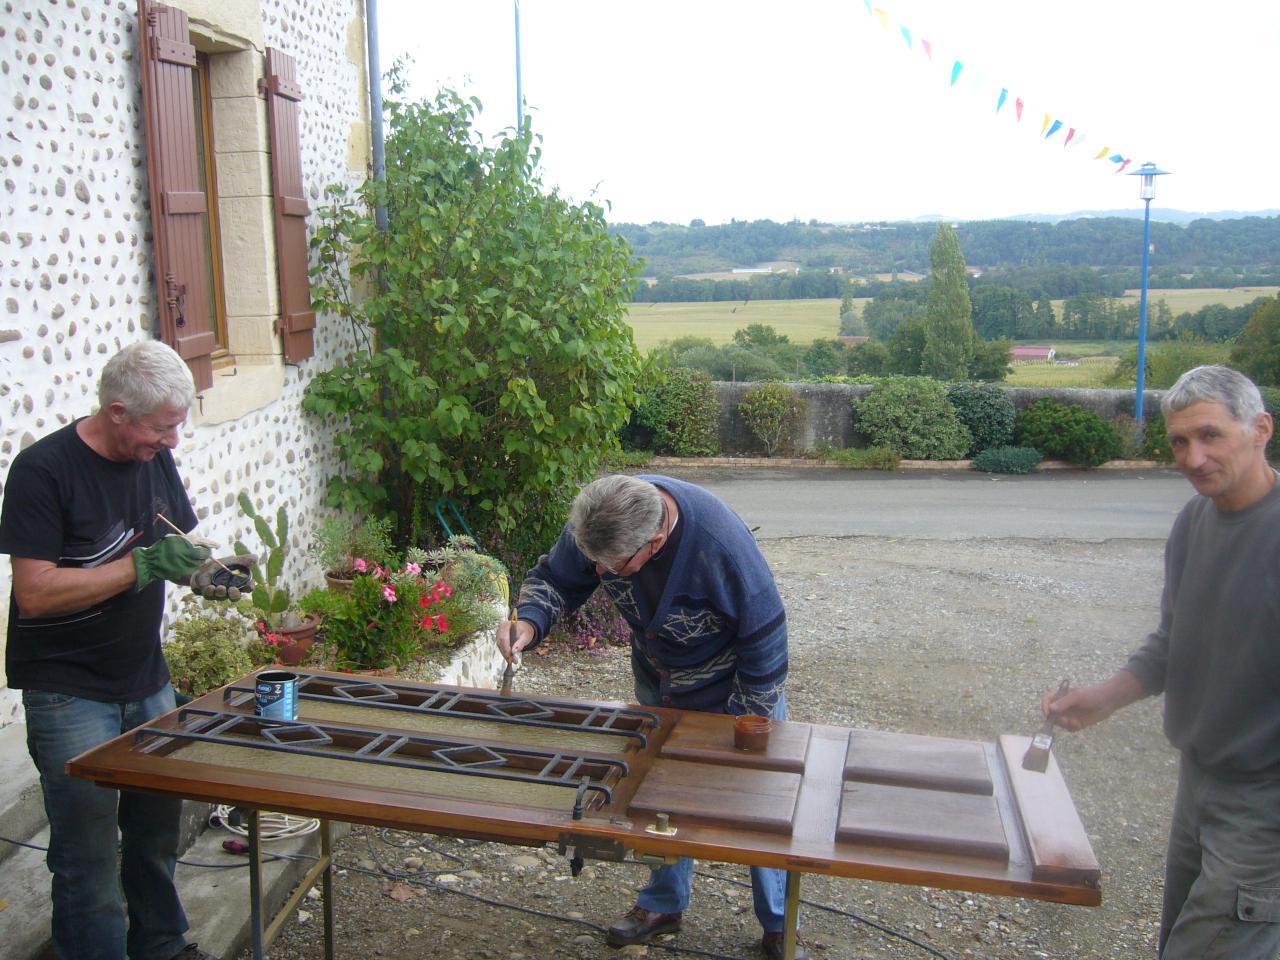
[0,0,371,723]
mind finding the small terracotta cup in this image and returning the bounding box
[734,714,772,752]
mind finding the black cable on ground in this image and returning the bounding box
[693,868,955,960]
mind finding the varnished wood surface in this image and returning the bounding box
[836,781,1009,860]
[845,728,994,795]
[65,669,1101,906]
[629,759,802,833]
[999,735,1102,885]
[660,711,812,772]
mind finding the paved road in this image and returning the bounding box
[658,466,1192,540]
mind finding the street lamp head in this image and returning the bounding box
[1129,162,1171,201]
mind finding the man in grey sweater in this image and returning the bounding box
[1044,365,1280,959]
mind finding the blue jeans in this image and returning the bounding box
[633,689,793,933]
[24,685,189,960]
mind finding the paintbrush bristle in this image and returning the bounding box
[1021,732,1054,772]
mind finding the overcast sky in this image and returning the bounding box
[376,0,1280,225]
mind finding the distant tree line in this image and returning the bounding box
[614,215,1280,282]
[855,280,1271,343]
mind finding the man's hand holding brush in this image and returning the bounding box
[1041,670,1148,732]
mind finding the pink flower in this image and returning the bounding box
[382,585,397,603]
[443,584,452,597]
[431,589,442,603]
[420,614,434,630]
[404,562,421,576]
[419,595,432,609]
[373,564,385,578]
[353,558,367,573]
[435,615,449,632]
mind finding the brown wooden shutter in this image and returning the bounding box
[136,0,215,391]
[264,48,315,363]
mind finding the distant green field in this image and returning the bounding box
[1119,286,1279,311]
[625,298,865,351]
[1005,357,1119,388]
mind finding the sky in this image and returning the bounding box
[376,0,1280,226]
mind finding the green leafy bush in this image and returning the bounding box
[1261,386,1280,461]
[630,367,720,456]
[946,383,1015,456]
[1133,413,1173,463]
[738,383,805,457]
[305,86,647,553]
[971,446,1043,475]
[164,602,255,697]
[853,377,971,460]
[1015,398,1122,467]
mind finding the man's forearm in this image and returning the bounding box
[12,555,138,617]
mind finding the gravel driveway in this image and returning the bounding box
[250,527,1176,960]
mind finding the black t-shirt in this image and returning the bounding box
[0,419,196,701]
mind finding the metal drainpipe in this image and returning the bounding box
[364,0,387,233]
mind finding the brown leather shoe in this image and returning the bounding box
[761,931,808,960]
[606,906,683,946]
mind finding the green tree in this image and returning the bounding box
[921,224,976,380]
[305,88,646,557]
[846,339,890,375]
[1230,297,1280,387]
[732,323,790,350]
[802,339,847,377]
[886,316,927,375]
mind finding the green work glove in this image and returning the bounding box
[133,535,210,591]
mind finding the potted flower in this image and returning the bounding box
[309,512,395,591]
[234,492,319,658]
[301,554,502,672]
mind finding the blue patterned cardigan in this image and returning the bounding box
[515,476,788,716]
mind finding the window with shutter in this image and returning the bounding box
[136,0,217,391]
[264,47,316,363]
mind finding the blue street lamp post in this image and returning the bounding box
[1128,162,1170,427]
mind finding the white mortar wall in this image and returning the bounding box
[0,0,370,724]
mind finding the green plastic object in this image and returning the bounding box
[432,498,476,542]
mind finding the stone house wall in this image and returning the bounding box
[0,0,371,724]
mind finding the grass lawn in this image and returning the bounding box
[625,298,867,351]
[1005,357,1119,388]
[1117,286,1279,311]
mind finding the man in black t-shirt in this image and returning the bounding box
[0,341,213,960]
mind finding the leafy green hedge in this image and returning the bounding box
[629,367,720,457]
[738,382,805,457]
[946,382,1015,457]
[971,446,1043,474]
[853,377,971,460]
[1015,398,1122,467]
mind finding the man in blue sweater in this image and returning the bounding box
[1043,366,1280,959]
[498,474,805,959]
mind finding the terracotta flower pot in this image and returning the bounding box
[324,571,354,593]
[274,614,319,666]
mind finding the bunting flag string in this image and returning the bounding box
[857,1,1132,174]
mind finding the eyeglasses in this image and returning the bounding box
[598,502,668,576]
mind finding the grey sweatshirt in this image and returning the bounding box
[1125,476,1280,778]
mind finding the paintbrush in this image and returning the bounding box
[500,607,517,696]
[1022,678,1071,772]
[155,512,234,574]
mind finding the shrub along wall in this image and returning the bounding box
[712,382,1163,455]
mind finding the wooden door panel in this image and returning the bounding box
[628,759,802,834]
[660,711,812,772]
[844,728,994,795]
[837,780,1009,861]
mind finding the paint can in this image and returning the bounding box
[254,670,298,721]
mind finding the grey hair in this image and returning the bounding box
[99,340,196,417]
[1161,365,1264,426]
[569,475,663,564]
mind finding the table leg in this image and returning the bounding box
[783,870,801,960]
[248,810,265,960]
[321,820,334,960]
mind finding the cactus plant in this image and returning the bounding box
[234,492,294,629]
